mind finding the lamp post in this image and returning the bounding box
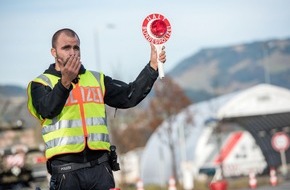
[94,23,116,71]
[262,43,271,84]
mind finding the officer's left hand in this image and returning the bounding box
[149,43,166,71]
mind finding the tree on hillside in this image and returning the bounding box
[147,77,192,131]
[107,106,146,154]
[146,77,192,188]
[107,77,192,188]
[108,76,192,151]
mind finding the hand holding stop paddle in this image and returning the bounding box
[142,13,172,79]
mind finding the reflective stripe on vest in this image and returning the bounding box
[36,74,53,88]
[45,133,110,149]
[27,71,109,159]
[42,117,106,135]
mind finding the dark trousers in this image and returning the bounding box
[49,160,115,190]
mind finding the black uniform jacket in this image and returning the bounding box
[30,63,158,162]
[30,63,158,120]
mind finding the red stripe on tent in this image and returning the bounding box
[214,131,243,164]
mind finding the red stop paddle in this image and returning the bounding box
[142,13,172,79]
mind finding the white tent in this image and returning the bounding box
[217,83,290,168]
[140,83,290,184]
[217,84,290,118]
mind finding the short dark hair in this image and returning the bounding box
[51,28,80,48]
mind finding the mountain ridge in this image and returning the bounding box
[0,85,26,98]
[169,37,290,102]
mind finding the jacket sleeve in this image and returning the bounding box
[104,63,158,108]
[30,80,72,119]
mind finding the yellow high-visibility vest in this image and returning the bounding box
[27,71,110,159]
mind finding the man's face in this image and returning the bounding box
[51,33,80,69]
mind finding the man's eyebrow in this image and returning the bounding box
[61,45,71,49]
[73,45,80,49]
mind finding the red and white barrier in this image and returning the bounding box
[136,178,144,190]
[249,172,257,189]
[270,167,278,186]
[168,176,177,190]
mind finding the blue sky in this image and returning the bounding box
[1,0,290,87]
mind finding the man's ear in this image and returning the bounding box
[51,48,57,58]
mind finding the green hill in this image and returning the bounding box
[169,38,290,102]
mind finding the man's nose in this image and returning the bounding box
[69,49,74,56]
[69,49,78,56]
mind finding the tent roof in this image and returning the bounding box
[217,83,290,167]
[217,84,290,119]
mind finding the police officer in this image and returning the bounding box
[27,28,166,190]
